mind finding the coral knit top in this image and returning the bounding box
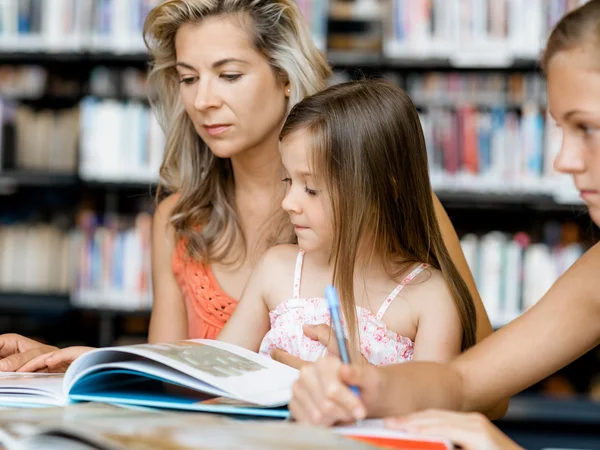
[171,238,238,339]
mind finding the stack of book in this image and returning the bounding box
[71,210,153,311]
[384,0,589,65]
[461,228,585,328]
[0,0,160,53]
[79,97,164,183]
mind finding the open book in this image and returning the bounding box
[0,340,298,418]
[0,403,452,450]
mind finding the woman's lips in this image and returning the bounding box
[203,124,231,136]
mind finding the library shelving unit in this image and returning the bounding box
[0,1,599,446]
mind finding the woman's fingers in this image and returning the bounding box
[17,351,56,373]
[386,410,523,450]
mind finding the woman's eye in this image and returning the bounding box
[221,74,242,82]
[179,77,197,85]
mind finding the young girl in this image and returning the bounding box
[217,79,478,366]
[289,1,600,443]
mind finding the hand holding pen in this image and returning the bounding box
[289,285,387,425]
[325,284,361,397]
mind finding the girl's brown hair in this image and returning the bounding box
[542,0,600,72]
[280,79,477,351]
[143,0,331,264]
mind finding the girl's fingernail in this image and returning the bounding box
[353,407,365,419]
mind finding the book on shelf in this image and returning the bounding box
[461,228,585,328]
[0,0,160,53]
[0,223,71,294]
[323,70,581,203]
[0,100,78,174]
[296,0,329,52]
[383,0,589,64]
[0,0,328,56]
[79,97,164,183]
[0,340,297,418]
[71,211,153,311]
[0,403,452,450]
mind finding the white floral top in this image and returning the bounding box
[259,250,428,365]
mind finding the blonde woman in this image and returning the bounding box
[0,1,504,417]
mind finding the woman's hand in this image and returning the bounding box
[18,346,95,373]
[386,410,524,450]
[0,333,58,372]
[289,355,389,426]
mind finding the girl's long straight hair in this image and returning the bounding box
[280,79,478,352]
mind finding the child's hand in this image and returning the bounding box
[270,349,308,369]
[0,333,58,372]
[271,323,367,369]
[289,355,385,426]
[386,410,524,450]
[271,323,340,369]
[18,346,95,373]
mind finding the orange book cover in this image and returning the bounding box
[336,420,452,449]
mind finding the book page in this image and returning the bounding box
[0,373,66,407]
[65,340,298,407]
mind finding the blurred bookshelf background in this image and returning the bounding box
[0,0,599,445]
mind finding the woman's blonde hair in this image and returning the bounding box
[542,0,600,72]
[144,0,331,263]
[280,79,478,352]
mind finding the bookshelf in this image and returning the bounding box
[0,0,592,315]
[1,1,599,431]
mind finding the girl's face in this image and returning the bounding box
[175,16,290,159]
[547,48,600,226]
[280,131,333,253]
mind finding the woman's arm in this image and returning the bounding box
[290,243,600,424]
[439,241,600,413]
[432,193,508,419]
[148,194,188,343]
[368,241,600,417]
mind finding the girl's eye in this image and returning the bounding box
[579,124,599,135]
[221,74,242,82]
[282,177,291,184]
[304,185,318,196]
[179,77,197,85]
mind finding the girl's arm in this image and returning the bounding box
[433,194,494,343]
[148,195,189,343]
[411,273,462,363]
[216,251,272,351]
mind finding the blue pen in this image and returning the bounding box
[325,284,360,397]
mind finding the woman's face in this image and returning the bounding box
[547,48,600,226]
[175,15,290,159]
